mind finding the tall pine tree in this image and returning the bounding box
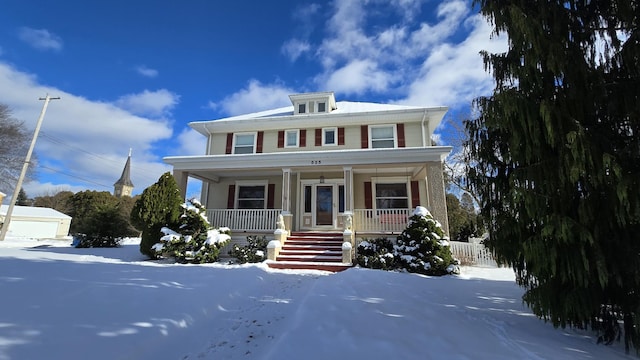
[467,0,639,353]
[130,172,183,257]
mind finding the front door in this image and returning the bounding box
[315,185,333,226]
[300,181,344,230]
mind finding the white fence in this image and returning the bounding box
[206,209,281,231]
[449,241,497,267]
[353,208,411,233]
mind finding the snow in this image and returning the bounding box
[0,237,632,360]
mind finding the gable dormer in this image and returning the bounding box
[289,92,337,115]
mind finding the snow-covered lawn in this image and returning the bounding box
[0,237,631,359]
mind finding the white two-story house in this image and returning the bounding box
[164,92,451,267]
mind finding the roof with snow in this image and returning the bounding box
[0,205,72,219]
[204,101,427,122]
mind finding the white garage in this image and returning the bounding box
[0,205,72,239]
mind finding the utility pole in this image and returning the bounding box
[0,95,60,241]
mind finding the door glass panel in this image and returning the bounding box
[316,186,333,226]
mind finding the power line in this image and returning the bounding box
[38,165,111,189]
[38,131,163,183]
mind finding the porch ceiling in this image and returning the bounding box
[164,146,451,182]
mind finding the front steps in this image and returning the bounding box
[267,232,353,272]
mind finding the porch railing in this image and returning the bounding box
[449,241,497,267]
[206,209,282,231]
[352,208,412,233]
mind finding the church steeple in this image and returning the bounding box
[114,149,134,197]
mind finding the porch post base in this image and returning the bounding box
[342,241,353,263]
[282,212,293,236]
[267,240,282,261]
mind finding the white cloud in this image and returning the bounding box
[0,62,175,197]
[136,65,159,78]
[175,128,207,156]
[282,0,506,109]
[116,89,179,117]
[209,80,295,116]
[18,27,63,51]
[399,15,508,107]
[281,39,311,62]
[324,59,393,95]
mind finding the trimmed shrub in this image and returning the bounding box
[150,198,231,264]
[357,206,460,276]
[356,237,397,270]
[228,235,269,264]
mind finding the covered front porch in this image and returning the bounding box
[165,147,452,237]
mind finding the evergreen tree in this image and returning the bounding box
[467,0,640,352]
[151,198,230,264]
[16,189,30,206]
[130,172,183,257]
[396,207,458,276]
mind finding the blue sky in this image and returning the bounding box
[0,0,506,201]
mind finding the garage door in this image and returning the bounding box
[8,220,59,239]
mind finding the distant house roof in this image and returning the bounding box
[0,205,71,219]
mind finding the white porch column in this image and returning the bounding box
[281,168,291,213]
[343,166,354,213]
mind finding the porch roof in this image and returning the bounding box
[164,146,452,182]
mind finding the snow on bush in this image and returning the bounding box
[357,206,460,276]
[150,198,230,264]
[228,235,269,264]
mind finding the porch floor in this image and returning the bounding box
[267,232,353,272]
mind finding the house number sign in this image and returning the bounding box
[311,160,322,165]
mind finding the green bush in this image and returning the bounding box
[356,237,397,270]
[357,206,460,276]
[150,198,231,264]
[228,235,269,264]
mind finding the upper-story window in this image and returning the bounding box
[323,127,337,146]
[285,129,299,147]
[370,125,396,149]
[317,102,326,113]
[234,133,256,154]
[298,103,306,114]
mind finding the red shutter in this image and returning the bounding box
[300,129,306,147]
[411,181,420,208]
[364,181,372,209]
[338,127,345,145]
[361,125,368,148]
[315,129,322,146]
[397,123,405,148]
[256,131,264,153]
[267,184,275,209]
[277,131,284,148]
[225,133,233,154]
[227,184,235,209]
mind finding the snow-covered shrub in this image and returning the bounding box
[357,207,460,276]
[396,206,459,275]
[228,235,269,264]
[356,237,397,270]
[150,198,231,264]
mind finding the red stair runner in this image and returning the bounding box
[267,232,353,272]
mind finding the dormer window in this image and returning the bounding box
[289,92,337,115]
